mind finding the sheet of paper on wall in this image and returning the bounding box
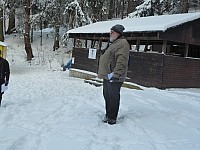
[1,83,8,93]
[72,57,75,64]
[88,48,97,59]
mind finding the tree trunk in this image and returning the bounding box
[0,8,4,41]
[23,0,34,60]
[53,0,60,51]
[6,1,16,34]
[180,0,189,13]
[53,24,60,51]
[127,0,133,16]
[108,0,114,19]
[121,0,125,19]
[6,9,16,34]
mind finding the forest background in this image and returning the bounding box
[0,0,200,60]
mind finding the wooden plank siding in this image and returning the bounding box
[162,56,200,88]
[71,48,100,73]
[159,19,200,46]
[71,48,200,89]
[127,52,200,89]
[127,52,164,88]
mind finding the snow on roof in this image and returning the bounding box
[67,12,200,34]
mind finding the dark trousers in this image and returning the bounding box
[103,80,123,120]
[0,93,2,106]
[0,80,5,106]
[0,81,3,106]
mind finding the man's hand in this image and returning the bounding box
[107,73,113,80]
[108,73,119,82]
[110,77,119,82]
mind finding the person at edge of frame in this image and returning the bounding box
[0,51,10,107]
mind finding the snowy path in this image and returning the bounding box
[0,62,200,150]
[1,32,200,149]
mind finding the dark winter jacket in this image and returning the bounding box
[98,36,130,82]
[0,57,10,85]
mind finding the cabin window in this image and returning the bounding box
[75,39,84,48]
[169,45,185,57]
[188,45,200,58]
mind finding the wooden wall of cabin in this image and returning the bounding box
[127,52,164,88]
[162,55,200,88]
[127,51,200,89]
[71,48,100,73]
[71,48,200,89]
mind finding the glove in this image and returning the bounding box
[108,73,119,82]
[107,73,113,80]
[5,80,9,86]
[110,77,119,82]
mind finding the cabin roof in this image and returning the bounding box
[67,12,200,34]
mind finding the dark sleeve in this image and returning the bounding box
[4,60,10,82]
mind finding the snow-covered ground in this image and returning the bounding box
[0,30,200,150]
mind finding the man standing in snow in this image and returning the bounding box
[0,52,10,107]
[98,24,130,125]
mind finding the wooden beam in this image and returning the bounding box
[91,40,96,48]
[85,40,87,48]
[136,39,140,52]
[98,39,102,50]
[73,38,76,47]
[69,35,159,41]
[162,40,167,54]
[185,44,189,57]
[144,41,149,52]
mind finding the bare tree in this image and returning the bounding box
[6,1,16,34]
[23,0,34,60]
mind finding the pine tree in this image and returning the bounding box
[127,0,192,18]
[64,0,86,29]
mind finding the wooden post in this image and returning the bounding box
[144,41,149,52]
[185,44,189,57]
[98,38,102,50]
[73,38,76,47]
[162,40,167,54]
[85,39,87,48]
[91,40,96,48]
[136,39,140,52]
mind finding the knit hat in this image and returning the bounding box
[110,24,125,35]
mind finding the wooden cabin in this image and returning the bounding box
[67,12,200,89]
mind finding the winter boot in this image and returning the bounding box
[102,115,108,123]
[108,119,116,125]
